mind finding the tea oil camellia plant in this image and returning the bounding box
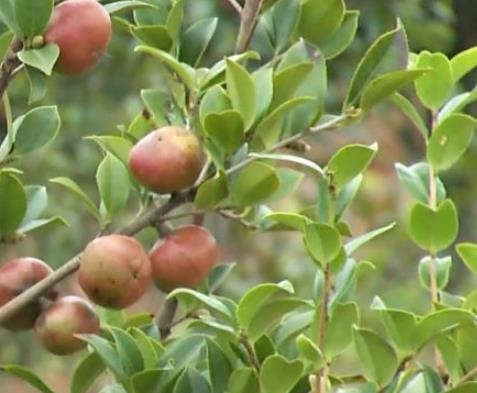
[2,0,477,392]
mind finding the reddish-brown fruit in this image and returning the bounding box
[35,296,100,355]
[78,235,151,309]
[149,225,219,293]
[44,0,112,74]
[128,127,205,193]
[0,258,56,331]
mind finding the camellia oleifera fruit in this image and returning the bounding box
[44,0,112,74]
[128,127,205,193]
[149,225,219,293]
[0,258,56,331]
[78,235,151,309]
[35,296,100,355]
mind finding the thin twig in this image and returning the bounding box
[225,0,243,15]
[234,0,264,53]
[158,298,179,339]
[0,39,22,99]
[316,265,331,393]
[240,334,261,372]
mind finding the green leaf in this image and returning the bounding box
[204,110,244,154]
[414,51,453,110]
[390,93,428,139]
[207,262,236,293]
[230,161,280,206]
[71,352,105,393]
[20,185,47,226]
[18,216,68,234]
[360,69,427,112]
[327,143,378,188]
[0,364,55,393]
[456,243,477,275]
[263,0,300,51]
[321,10,360,59]
[25,66,48,104]
[129,327,161,368]
[345,222,396,255]
[173,368,211,393]
[427,114,477,171]
[96,153,130,218]
[104,1,156,15]
[445,383,477,393]
[132,25,173,51]
[131,368,174,393]
[199,86,231,126]
[296,334,324,369]
[261,212,309,231]
[157,334,205,369]
[135,45,195,90]
[166,0,183,43]
[50,177,101,221]
[419,255,452,290]
[14,0,53,37]
[353,327,398,386]
[14,106,61,154]
[0,173,26,235]
[344,21,408,108]
[226,59,256,129]
[207,339,232,393]
[298,0,345,46]
[0,1,19,34]
[436,337,462,383]
[180,18,218,67]
[409,199,458,253]
[249,153,323,175]
[18,44,59,75]
[395,162,446,204]
[324,302,359,357]
[260,355,303,393]
[107,327,144,376]
[194,170,228,210]
[450,47,477,83]
[0,31,14,60]
[335,174,362,219]
[265,168,304,203]
[303,222,342,266]
[86,135,134,166]
[227,368,260,393]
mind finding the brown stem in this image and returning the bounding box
[0,39,22,99]
[225,0,243,15]
[316,265,331,393]
[158,297,179,339]
[234,0,264,53]
[241,334,261,373]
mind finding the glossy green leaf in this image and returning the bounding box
[96,153,130,218]
[227,368,260,393]
[303,222,342,266]
[345,222,396,255]
[86,135,133,166]
[230,161,280,205]
[438,89,477,122]
[450,46,477,83]
[71,352,105,393]
[296,334,324,369]
[25,65,48,104]
[249,153,323,175]
[199,86,231,125]
[132,25,173,51]
[327,143,378,188]
[0,1,19,34]
[17,216,68,234]
[207,262,236,294]
[204,110,244,154]
[409,199,458,252]
[173,368,211,393]
[445,383,477,393]
[166,0,183,43]
[427,114,477,171]
[129,327,160,368]
[194,170,228,210]
[20,185,47,226]
[252,67,274,122]
[0,173,26,235]
[226,59,256,129]
[260,355,303,393]
[321,10,359,59]
[414,51,453,110]
[18,44,59,76]
[298,0,345,46]
[324,302,359,357]
[14,0,53,37]
[456,242,477,274]
[261,212,309,231]
[419,255,452,290]
[107,327,144,376]
[0,364,55,393]
[104,1,155,15]
[361,69,427,112]
[436,336,463,383]
[180,18,217,67]
[353,327,398,386]
[14,106,61,155]
[390,93,428,139]
[265,168,304,203]
[335,175,362,219]
[207,339,232,393]
[131,368,175,393]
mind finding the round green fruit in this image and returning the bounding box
[0,258,56,331]
[128,127,205,193]
[44,0,112,74]
[149,225,219,293]
[78,235,151,309]
[35,296,100,355]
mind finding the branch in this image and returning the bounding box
[158,298,178,339]
[0,192,190,325]
[0,39,22,99]
[225,0,242,15]
[234,0,264,53]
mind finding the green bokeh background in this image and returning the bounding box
[1,0,477,391]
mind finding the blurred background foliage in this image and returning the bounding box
[1,0,477,391]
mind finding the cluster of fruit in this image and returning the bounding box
[0,0,220,355]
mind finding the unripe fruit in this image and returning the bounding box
[35,296,100,355]
[128,127,205,193]
[44,0,112,74]
[149,225,219,293]
[0,258,55,331]
[79,235,151,309]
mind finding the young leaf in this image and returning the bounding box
[96,153,130,218]
[259,355,304,393]
[409,199,458,253]
[18,44,59,75]
[450,46,477,83]
[0,173,26,235]
[321,10,359,59]
[226,59,257,129]
[427,114,477,171]
[418,256,452,290]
